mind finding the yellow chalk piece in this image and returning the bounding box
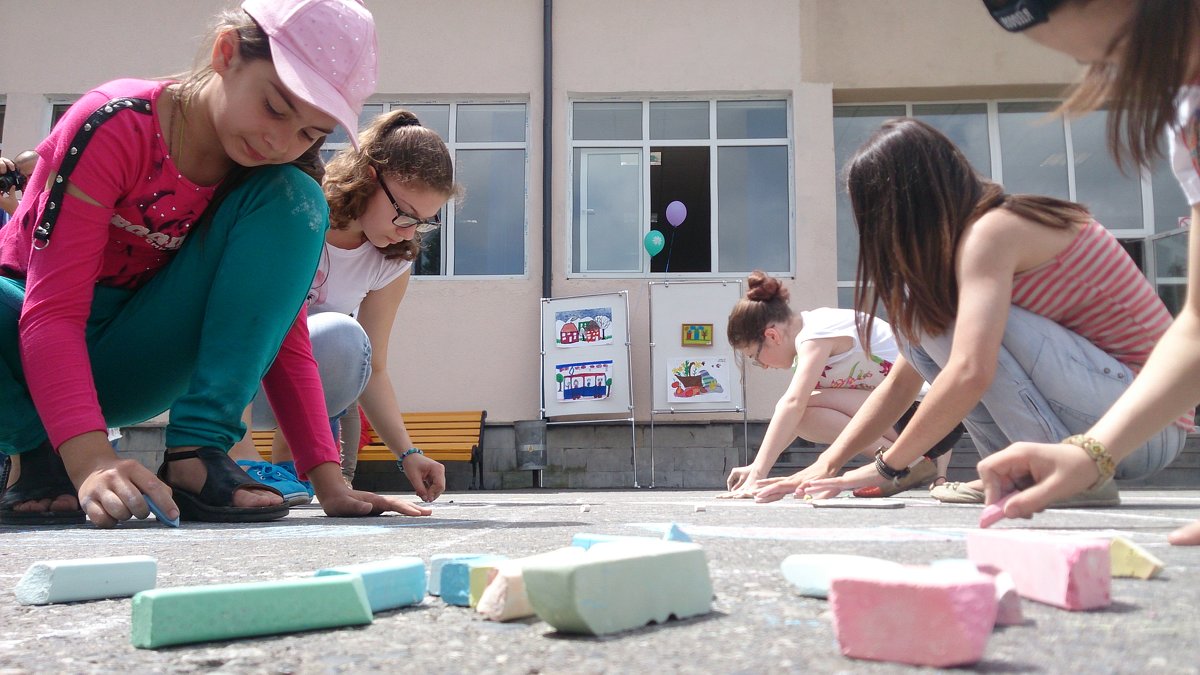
[468,561,501,608]
[1109,536,1163,580]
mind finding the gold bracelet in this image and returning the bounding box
[1061,435,1117,488]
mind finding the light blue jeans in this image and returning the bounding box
[903,305,1185,481]
[249,312,372,431]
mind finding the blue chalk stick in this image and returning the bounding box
[143,494,179,528]
[316,557,426,613]
[441,555,507,606]
[663,523,692,543]
[429,554,491,596]
[571,533,657,550]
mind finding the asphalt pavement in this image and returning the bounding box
[2,487,1199,674]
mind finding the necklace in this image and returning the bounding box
[167,90,186,172]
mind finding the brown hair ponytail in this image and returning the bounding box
[727,270,794,348]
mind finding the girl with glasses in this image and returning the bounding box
[756,117,1189,508]
[723,271,963,499]
[227,109,458,504]
[972,1,1200,546]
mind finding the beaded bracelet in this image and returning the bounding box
[873,447,910,485]
[1061,435,1116,488]
[396,447,423,473]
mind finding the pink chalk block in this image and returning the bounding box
[976,565,1024,626]
[967,530,1110,611]
[979,492,1017,529]
[830,566,996,667]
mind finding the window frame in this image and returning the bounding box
[834,99,1169,302]
[330,97,531,280]
[567,95,795,279]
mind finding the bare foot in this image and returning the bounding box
[4,453,81,514]
[163,448,283,508]
[1168,520,1200,546]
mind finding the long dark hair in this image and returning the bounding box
[324,109,460,261]
[846,118,1091,345]
[1060,0,1200,169]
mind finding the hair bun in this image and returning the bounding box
[744,270,789,303]
[390,109,422,128]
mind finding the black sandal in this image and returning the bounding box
[158,447,289,523]
[0,441,86,526]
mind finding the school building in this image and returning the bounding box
[1,1,1194,490]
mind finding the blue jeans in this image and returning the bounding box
[249,311,371,431]
[903,305,1185,481]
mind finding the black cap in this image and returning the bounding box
[983,0,1067,33]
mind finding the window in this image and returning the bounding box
[50,102,74,132]
[323,101,529,277]
[570,98,792,276]
[834,101,1189,314]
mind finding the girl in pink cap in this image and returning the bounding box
[972,1,1200,546]
[0,0,430,528]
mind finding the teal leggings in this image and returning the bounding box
[0,164,328,455]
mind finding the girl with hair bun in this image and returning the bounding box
[723,270,963,499]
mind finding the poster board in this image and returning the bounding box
[541,292,633,419]
[649,280,745,413]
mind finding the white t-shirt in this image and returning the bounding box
[795,307,901,391]
[306,240,412,316]
[1171,84,1200,206]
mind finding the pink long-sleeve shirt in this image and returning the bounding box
[0,78,338,475]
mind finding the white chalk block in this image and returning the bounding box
[580,504,591,513]
[781,554,905,599]
[15,555,157,605]
[694,505,706,513]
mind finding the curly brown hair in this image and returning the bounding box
[323,109,461,261]
[726,270,794,348]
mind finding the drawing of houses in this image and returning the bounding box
[580,320,603,342]
[560,322,580,345]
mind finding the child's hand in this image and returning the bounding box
[401,453,446,502]
[751,459,836,503]
[309,462,432,517]
[977,441,1100,520]
[59,431,177,528]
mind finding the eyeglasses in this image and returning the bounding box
[748,340,767,369]
[982,0,1062,33]
[377,174,441,234]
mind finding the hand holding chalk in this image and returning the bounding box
[144,494,180,528]
[979,491,1017,529]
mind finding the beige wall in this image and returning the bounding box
[0,0,1078,424]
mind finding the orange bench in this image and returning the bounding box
[253,410,486,487]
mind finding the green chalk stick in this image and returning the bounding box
[523,540,713,636]
[131,575,372,648]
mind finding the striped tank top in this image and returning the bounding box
[1011,221,1194,430]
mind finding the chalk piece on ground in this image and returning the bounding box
[978,565,1024,626]
[143,494,179,528]
[693,504,706,513]
[442,555,507,606]
[1109,536,1164,580]
[130,575,372,649]
[580,504,591,513]
[978,492,1017,529]
[429,554,492,596]
[571,533,657,550]
[468,559,516,609]
[932,559,1024,626]
[15,555,157,605]
[523,540,712,636]
[663,523,692,542]
[966,530,1110,610]
[315,557,425,612]
[476,548,586,622]
[781,554,904,599]
[830,565,996,667]
[810,498,904,509]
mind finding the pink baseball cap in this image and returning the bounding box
[242,0,378,148]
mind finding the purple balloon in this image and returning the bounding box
[665,201,687,228]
